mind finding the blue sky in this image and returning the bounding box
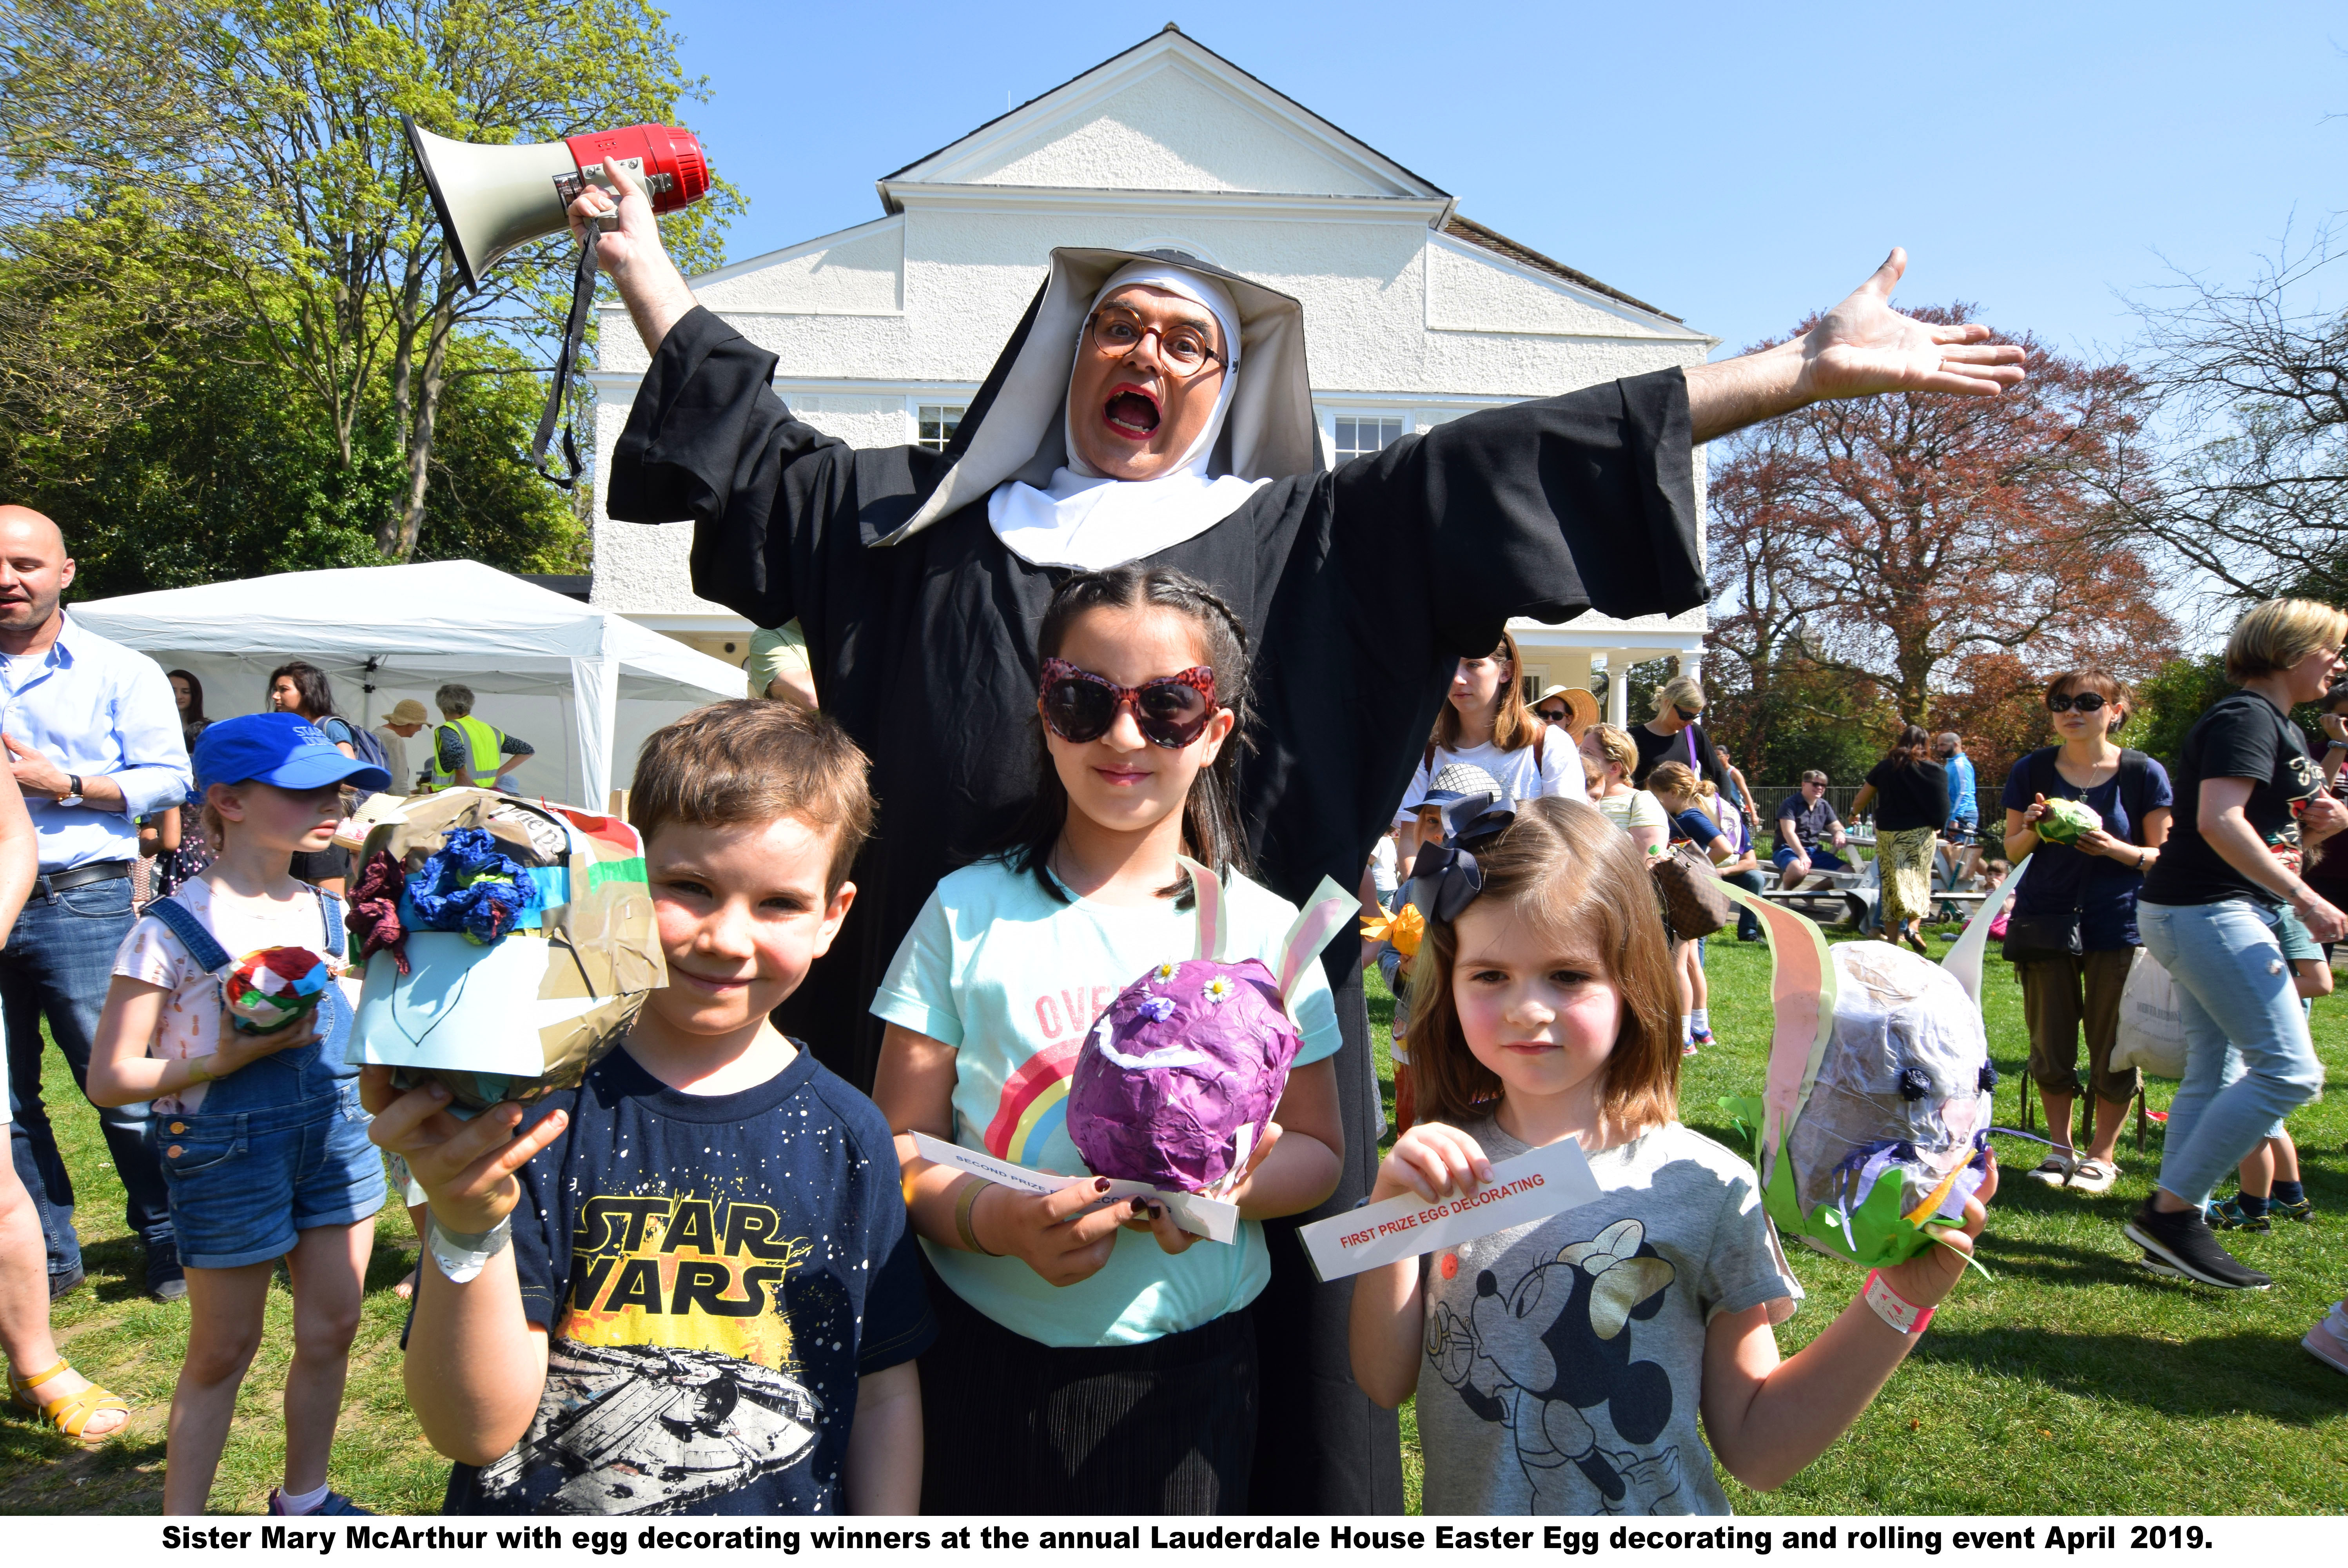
[653,2,2345,365]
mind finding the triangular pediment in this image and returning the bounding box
[882,26,1446,201]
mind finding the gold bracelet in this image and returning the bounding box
[954,1177,998,1256]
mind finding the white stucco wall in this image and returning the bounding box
[693,217,905,318]
[967,62,1392,196]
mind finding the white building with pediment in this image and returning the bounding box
[588,25,1717,725]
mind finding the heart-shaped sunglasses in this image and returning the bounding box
[1039,657,1218,748]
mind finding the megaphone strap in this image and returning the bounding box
[530,241,598,489]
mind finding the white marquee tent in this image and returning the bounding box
[74,560,747,805]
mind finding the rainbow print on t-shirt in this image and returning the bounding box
[983,1038,1084,1169]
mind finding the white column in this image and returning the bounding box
[1604,652,1629,729]
[1676,648,1702,685]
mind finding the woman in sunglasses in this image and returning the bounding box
[872,565,1345,1514]
[2000,670,2172,1201]
[1631,675,1730,795]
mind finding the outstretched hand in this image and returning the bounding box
[1685,248,2029,443]
[1791,249,2028,404]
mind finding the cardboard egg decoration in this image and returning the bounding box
[346,788,666,1112]
[1066,859,1356,1194]
[1718,898,1996,1270]
[222,946,333,1034]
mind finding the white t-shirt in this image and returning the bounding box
[1395,728,1586,825]
[1369,835,1399,897]
[111,878,353,1114]
[1595,786,1669,840]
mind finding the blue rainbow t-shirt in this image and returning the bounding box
[871,858,1341,1347]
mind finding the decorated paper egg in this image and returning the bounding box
[1068,955,1302,1193]
[1061,858,1357,1198]
[221,947,333,1034]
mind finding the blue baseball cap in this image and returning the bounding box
[192,712,391,795]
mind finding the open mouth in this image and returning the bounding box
[1103,386,1161,440]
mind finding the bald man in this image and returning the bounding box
[0,506,191,1301]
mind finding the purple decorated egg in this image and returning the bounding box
[1066,956,1303,1193]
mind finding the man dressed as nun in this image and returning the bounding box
[570,166,2023,1514]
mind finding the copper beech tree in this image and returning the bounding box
[1705,305,2174,762]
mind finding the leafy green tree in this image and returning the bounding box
[2127,650,2336,773]
[1,0,736,559]
[2128,654,2235,770]
[0,203,585,597]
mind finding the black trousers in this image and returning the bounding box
[1246,971,1404,1513]
[918,1264,1259,1514]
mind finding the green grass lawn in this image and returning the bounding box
[4,931,2344,1514]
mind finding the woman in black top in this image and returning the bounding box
[2126,599,2348,1290]
[1852,723,1949,954]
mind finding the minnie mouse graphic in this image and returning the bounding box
[1427,1217,1686,1514]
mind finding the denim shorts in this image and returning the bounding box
[149,1081,387,1269]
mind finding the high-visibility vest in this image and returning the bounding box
[429,714,505,791]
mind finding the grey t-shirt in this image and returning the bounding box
[1417,1117,1800,1517]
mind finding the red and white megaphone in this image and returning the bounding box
[405,116,713,486]
[403,116,711,289]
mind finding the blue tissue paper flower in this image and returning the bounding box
[406,828,528,945]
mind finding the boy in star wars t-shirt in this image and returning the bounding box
[375,702,931,1515]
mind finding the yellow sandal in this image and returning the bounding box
[9,1359,129,1441]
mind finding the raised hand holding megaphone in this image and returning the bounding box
[404,114,711,488]
[562,160,700,357]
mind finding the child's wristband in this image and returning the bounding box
[955,1178,998,1256]
[1862,1269,1932,1336]
[426,1214,514,1284]
[184,1055,217,1086]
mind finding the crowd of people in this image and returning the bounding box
[0,178,2338,1521]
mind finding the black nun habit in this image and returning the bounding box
[608,246,1705,1513]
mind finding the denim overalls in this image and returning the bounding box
[142,889,386,1270]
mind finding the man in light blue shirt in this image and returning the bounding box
[0,507,190,1300]
[1938,731,1982,888]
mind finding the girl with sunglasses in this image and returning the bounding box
[2000,669,2172,1200]
[871,564,1345,1514]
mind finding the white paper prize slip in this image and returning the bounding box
[1297,1138,1606,1281]
[909,1131,1241,1244]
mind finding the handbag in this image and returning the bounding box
[2000,903,2082,965]
[1653,843,1734,940]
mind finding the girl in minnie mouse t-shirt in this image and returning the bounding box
[1347,798,1995,1515]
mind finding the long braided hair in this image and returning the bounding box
[990,564,1254,904]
